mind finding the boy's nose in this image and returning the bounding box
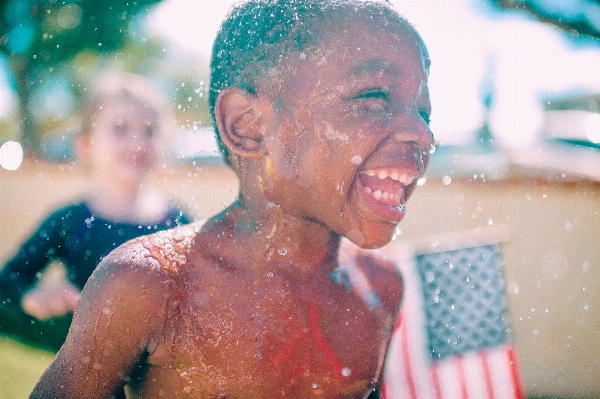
[389,108,435,153]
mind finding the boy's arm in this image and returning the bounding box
[30,246,166,398]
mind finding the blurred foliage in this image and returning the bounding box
[0,0,162,153]
[487,0,600,41]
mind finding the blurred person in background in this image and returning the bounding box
[0,71,192,351]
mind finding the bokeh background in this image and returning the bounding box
[1,1,599,398]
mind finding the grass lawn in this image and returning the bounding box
[0,335,54,399]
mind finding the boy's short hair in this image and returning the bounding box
[209,0,408,165]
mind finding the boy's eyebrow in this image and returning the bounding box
[350,59,399,77]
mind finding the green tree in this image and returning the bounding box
[0,0,162,154]
[487,0,600,41]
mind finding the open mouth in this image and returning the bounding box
[357,167,416,210]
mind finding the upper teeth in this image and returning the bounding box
[361,169,414,185]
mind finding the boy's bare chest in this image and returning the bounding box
[141,269,392,398]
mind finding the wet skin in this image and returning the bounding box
[255,16,434,249]
[31,15,432,399]
[46,223,402,398]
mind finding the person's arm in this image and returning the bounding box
[0,208,73,304]
[30,243,166,398]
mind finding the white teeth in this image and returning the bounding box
[361,168,414,185]
[362,186,403,207]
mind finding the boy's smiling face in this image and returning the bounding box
[256,16,434,249]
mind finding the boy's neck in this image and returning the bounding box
[207,200,342,278]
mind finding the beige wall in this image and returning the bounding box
[1,160,599,398]
[398,176,600,398]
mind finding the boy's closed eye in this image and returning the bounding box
[350,89,431,126]
[350,88,390,116]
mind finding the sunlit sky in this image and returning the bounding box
[148,0,600,148]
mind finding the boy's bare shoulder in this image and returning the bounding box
[357,251,404,314]
[99,222,203,276]
[82,222,205,309]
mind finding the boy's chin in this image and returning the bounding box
[345,227,395,249]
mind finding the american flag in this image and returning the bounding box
[381,243,525,399]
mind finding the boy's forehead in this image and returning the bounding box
[320,17,426,67]
[319,13,426,57]
[266,25,429,106]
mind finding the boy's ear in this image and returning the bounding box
[215,88,268,159]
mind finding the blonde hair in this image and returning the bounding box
[78,71,171,138]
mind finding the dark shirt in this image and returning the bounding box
[0,202,191,303]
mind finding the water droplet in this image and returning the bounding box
[278,248,287,256]
[582,260,591,272]
[351,155,362,165]
[266,271,273,278]
[583,302,589,310]
[507,281,519,294]
[341,367,352,377]
[425,271,434,283]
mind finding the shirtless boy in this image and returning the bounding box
[31,0,435,397]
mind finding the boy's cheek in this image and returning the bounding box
[264,139,297,181]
